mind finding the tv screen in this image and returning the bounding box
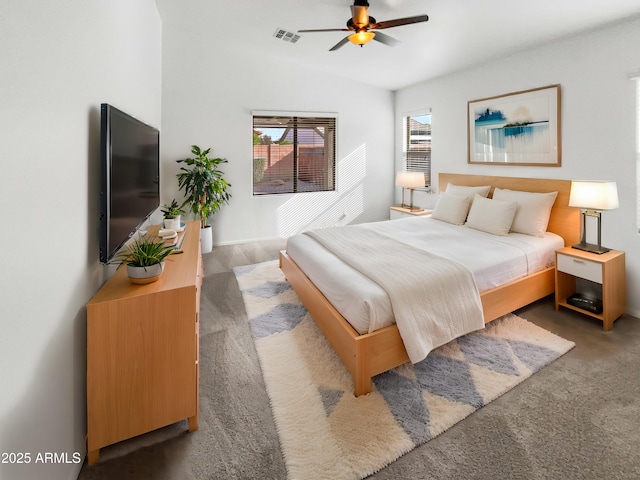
[100,104,160,264]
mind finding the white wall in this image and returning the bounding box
[0,2,161,479]
[158,7,395,245]
[396,16,640,317]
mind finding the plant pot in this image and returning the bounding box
[126,262,165,284]
[200,225,213,253]
[164,215,181,230]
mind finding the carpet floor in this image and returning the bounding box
[77,238,640,480]
[234,260,575,480]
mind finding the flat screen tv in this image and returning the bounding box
[100,103,160,264]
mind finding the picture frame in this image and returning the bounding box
[467,84,561,166]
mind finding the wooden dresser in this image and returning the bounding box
[86,221,202,464]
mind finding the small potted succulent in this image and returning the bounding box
[116,236,174,284]
[161,199,184,230]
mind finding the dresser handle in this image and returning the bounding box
[572,259,585,264]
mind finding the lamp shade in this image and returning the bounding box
[395,171,424,189]
[568,181,619,210]
[348,31,375,46]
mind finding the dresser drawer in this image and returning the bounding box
[557,253,602,283]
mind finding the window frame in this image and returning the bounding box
[252,111,338,196]
[632,73,640,232]
[401,110,432,189]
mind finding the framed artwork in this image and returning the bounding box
[467,84,561,166]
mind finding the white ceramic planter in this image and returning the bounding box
[164,215,181,230]
[200,225,213,253]
[126,262,165,284]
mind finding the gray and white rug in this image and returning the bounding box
[234,260,575,480]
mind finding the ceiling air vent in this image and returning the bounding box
[274,28,300,44]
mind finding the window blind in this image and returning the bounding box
[403,113,431,187]
[253,115,336,195]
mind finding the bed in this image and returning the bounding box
[279,173,580,396]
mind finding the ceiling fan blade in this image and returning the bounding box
[329,36,350,51]
[299,28,351,33]
[350,4,370,28]
[371,31,400,47]
[371,14,429,30]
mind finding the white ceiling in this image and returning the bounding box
[156,0,640,91]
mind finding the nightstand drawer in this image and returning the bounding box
[557,253,602,283]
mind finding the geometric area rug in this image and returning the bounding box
[233,260,575,480]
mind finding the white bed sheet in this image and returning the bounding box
[286,216,564,335]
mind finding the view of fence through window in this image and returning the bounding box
[253,115,336,195]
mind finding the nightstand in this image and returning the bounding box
[555,246,626,331]
[389,206,432,220]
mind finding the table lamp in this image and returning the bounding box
[396,171,425,211]
[568,180,619,254]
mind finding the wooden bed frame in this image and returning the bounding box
[279,173,580,396]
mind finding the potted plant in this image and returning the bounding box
[115,236,174,284]
[161,199,184,230]
[177,145,232,253]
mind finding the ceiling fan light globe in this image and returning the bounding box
[348,31,375,46]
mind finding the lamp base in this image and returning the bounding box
[571,242,611,255]
[398,203,423,212]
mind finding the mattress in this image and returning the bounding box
[286,215,564,335]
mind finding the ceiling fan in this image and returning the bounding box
[298,0,429,51]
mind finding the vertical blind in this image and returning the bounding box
[253,115,336,195]
[403,113,431,187]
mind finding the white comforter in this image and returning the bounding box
[286,216,563,335]
[305,225,484,364]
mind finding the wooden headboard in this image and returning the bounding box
[439,173,580,247]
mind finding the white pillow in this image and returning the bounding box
[445,184,491,203]
[492,188,558,236]
[431,192,471,225]
[465,194,517,236]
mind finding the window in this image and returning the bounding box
[253,114,336,195]
[402,112,431,187]
[634,73,640,231]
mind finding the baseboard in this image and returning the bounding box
[212,235,286,247]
